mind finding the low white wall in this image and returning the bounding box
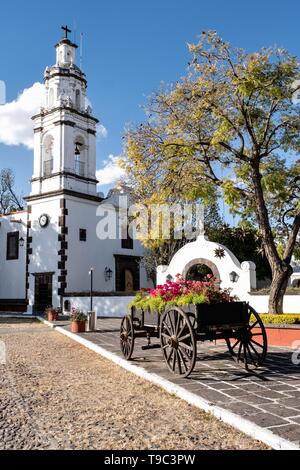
[64,296,134,318]
[65,293,300,317]
[245,294,300,314]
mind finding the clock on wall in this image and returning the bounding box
[39,214,49,228]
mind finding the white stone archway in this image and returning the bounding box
[183,257,221,286]
[157,234,257,300]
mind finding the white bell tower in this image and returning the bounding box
[30,26,99,197]
[24,26,102,314]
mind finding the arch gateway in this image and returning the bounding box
[157,233,257,299]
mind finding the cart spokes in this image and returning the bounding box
[226,305,267,371]
[160,307,197,378]
[120,315,135,360]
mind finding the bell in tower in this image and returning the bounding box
[44,25,86,112]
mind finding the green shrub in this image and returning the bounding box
[129,292,208,314]
[128,295,166,313]
[145,296,166,313]
[70,310,87,323]
[176,293,206,306]
[251,314,300,325]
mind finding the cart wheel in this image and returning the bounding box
[160,307,196,378]
[120,315,135,360]
[226,305,267,370]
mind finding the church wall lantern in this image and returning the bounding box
[229,271,239,283]
[104,267,113,282]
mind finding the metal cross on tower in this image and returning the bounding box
[61,25,71,39]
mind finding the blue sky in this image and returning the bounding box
[0,0,299,206]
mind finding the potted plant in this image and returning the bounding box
[46,306,59,322]
[70,309,87,333]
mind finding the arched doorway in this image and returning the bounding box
[182,258,221,286]
[186,264,214,281]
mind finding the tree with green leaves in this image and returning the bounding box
[124,31,300,313]
[140,198,223,285]
[207,224,271,282]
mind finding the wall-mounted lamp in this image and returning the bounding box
[229,271,239,283]
[19,237,25,247]
[104,267,113,282]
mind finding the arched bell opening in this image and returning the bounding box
[42,134,54,176]
[74,135,86,177]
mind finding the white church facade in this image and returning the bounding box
[0,30,152,315]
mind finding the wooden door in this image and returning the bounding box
[124,269,134,292]
[34,273,53,314]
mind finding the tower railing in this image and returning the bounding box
[75,161,85,177]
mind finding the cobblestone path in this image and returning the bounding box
[0,319,267,450]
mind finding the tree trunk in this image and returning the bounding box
[268,265,292,314]
[250,162,295,314]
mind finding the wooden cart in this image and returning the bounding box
[120,301,267,377]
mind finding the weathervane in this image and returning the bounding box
[61,25,71,39]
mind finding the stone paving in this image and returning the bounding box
[0,318,268,450]
[56,317,300,447]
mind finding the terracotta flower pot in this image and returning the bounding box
[47,310,58,322]
[71,320,86,333]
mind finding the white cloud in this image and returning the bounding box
[96,154,126,186]
[97,123,108,139]
[0,82,44,150]
[0,84,107,150]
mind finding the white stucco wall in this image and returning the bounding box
[291,270,300,287]
[63,295,134,317]
[62,294,300,317]
[0,212,27,300]
[245,294,300,314]
[65,197,150,293]
[22,192,151,314]
[27,197,61,312]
